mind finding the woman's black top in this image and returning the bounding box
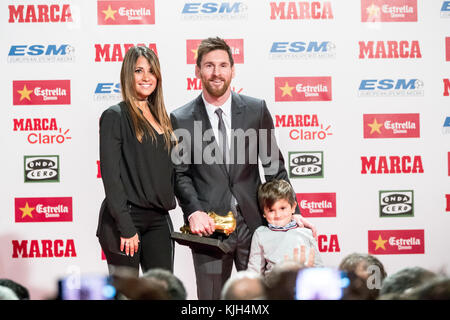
[99,101,176,237]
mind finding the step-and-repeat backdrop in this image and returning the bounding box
[1,0,449,299]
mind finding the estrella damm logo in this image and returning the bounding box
[97,0,155,25]
[13,80,70,106]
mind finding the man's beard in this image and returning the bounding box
[201,75,231,98]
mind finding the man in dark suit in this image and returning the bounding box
[170,37,316,300]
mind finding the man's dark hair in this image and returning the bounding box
[196,37,234,67]
[0,279,29,300]
[380,266,436,296]
[407,277,450,300]
[339,253,387,300]
[257,179,296,213]
[142,269,187,300]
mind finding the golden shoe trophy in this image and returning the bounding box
[179,211,236,236]
[171,211,236,254]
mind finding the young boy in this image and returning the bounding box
[247,180,324,277]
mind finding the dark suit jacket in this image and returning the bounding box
[170,92,298,234]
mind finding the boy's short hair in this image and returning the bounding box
[196,37,234,67]
[257,180,296,212]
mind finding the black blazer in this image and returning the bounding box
[170,92,297,233]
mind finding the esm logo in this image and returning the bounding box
[181,2,248,20]
[358,78,424,97]
[8,44,75,63]
[269,41,336,59]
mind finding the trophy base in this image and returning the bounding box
[171,232,231,254]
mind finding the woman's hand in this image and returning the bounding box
[120,233,140,257]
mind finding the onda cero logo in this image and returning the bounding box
[24,155,59,183]
[379,190,414,217]
[289,151,324,178]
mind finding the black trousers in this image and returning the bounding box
[100,203,174,277]
[192,206,253,300]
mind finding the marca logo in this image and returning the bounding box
[444,79,450,96]
[8,4,73,23]
[94,43,157,62]
[275,77,331,102]
[186,77,244,93]
[441,1,450,18]
[368,230,424,254]
[181,1,248,20]
[361,155,424,174]
[270,1,334,20]
[443,117,450,135]
[358,78,424,97]
[12,239,77,258]
[186,39,244,64]
[446,37,450,61]
[269,41,336,60]
[446,194,450,212]
[289,151,324,178]
[24,155,59,183]
[15,197,72,222]
[359,40,422,59]
[363,113,420,138]
[379,190,414,217]
[296,193,336,218]
[361,0,417,22]
[98,0,155,25]
[318,234,340,253]
[274,114,333,141]
[13,118,71,145]
[13,80,70,106]
[94,82,121,102]
[8,44,75,63]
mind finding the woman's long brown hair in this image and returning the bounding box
[120,46,174,150]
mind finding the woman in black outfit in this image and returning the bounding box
[97,46,176,276]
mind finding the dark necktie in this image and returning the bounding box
[215,108,229,170]
[215,108,238,216]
